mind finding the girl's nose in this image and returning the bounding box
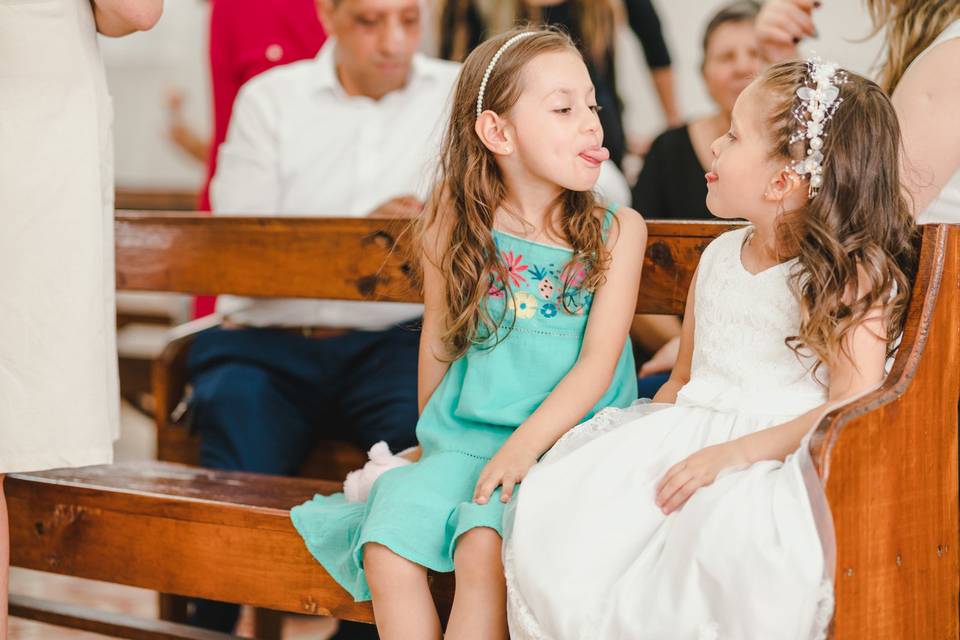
[583,107,601,135]
[710,136,722,157]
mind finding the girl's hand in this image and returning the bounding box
[655,442,749,515]
[398,445,422,463]
[756,0,819,63]
[473,441,539,505]
[639,336,681,377]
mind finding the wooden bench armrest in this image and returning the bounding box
[153,314,222,465]
[806,224,960,638]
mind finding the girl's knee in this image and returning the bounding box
[363,542,399,570]
[364,542,426,584]
[454,528,503,583]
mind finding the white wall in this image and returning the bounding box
[102,0,885,189]
[99,0,210,190]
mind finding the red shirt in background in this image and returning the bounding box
[199,0,326,212]
[195,0,326,317]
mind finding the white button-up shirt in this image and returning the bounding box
[211,38,631,330]
[211,39,460,330]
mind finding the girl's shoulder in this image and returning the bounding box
[898,32,960,98]
[597,203,646,246]
[698,224,751,269]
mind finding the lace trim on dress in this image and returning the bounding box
[695,581,832,640]
[504,404,650,639]
[504,539,549,640]
[540,401,655,465]
[811,579,835,640]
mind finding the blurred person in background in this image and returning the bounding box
[0,1,162,637]
[436,0,680,167]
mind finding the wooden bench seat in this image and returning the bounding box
[7,461,455,630]
[7,214,959,639]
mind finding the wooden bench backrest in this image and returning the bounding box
[115,213,739,314]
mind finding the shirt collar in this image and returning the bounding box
[313,38,439,99]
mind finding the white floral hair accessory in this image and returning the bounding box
[476,31,537,119]
[788,56,848,198]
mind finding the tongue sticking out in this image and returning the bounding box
[579,147,610,165]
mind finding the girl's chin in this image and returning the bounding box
[704,192,731,219]
[555,176,599,193]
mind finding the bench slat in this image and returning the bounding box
[115,214,740,316]
[9,594,239,640]
[6,462,335,531]
[7,462,456,624]
[7,463,376,622]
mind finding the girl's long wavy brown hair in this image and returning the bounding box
[757,61,918,374]
[417,28,611,360]
[864,0,960,93]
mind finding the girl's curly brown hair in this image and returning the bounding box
[417,27,612,360]
[758,61,918,375]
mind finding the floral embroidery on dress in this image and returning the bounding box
[528,265,556,301]
[502,250,529,287]
[509,291,538,319]
[487,236,593,319]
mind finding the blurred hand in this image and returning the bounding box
[639,336,680,377]
[165,88,209,164]
[627,133,654,158]
[756,0,819,64]
[368,195,424,219]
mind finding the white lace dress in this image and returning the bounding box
[504,227,835,640]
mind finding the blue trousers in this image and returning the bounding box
[184,324,419,637]
[637,372,670,400]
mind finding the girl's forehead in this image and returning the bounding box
[731,80,763,131]
[520,51,593,96]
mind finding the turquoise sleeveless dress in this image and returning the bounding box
[290,205,638,602]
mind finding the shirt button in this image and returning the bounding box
[265,44,284,62]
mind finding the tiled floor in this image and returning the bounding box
[9,401,341,639]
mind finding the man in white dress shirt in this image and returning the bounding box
[186,0,455,636]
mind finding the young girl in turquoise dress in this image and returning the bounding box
[290,28,646,639]
[504,60,918,639]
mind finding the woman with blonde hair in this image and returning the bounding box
[756,0,960,223]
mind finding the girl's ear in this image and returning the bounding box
[474,111,515,156]
[764,167,807,204]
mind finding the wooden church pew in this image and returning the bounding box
[6,214,958,638]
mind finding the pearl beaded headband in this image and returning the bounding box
[788,56,848,199]
[476,31,537,119]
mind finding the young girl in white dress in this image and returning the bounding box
[504,59,918,639]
